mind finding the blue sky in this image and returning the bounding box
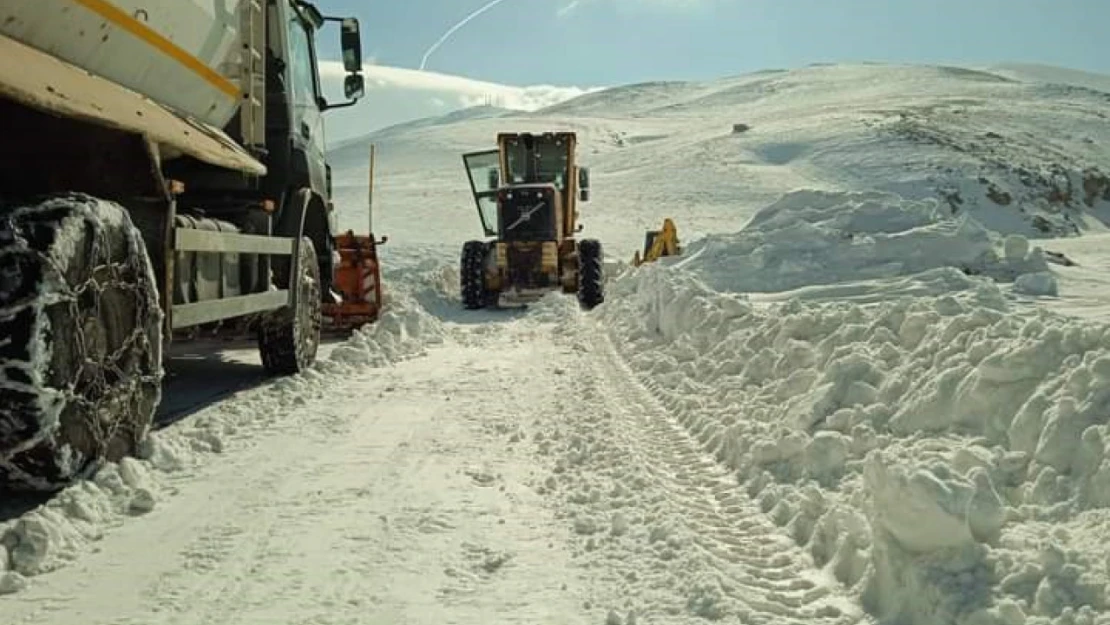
[312,0,1108,140]
[320,0,1105,82]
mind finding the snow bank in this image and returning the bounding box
[0,291,446,593]
[594,192,1110,625]
[677,190,1056,298]
[327,288,447,367]
[601,267,1110,624]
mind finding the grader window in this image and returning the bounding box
[463,149,502,236]
[504,137,569,190]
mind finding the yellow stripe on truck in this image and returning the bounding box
[72,0,240,99]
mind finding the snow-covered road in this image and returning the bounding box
[5,324,576,624]
[2,306,868,625]
[153,337,347,427]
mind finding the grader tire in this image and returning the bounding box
[577,238,604,310]
[460,240,490,309]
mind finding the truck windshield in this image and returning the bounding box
[286,9,318,106]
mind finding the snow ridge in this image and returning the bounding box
[677,189,1055,296]
[538,312,869,623]
[594,190,1110,624]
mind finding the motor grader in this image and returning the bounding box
[459,132,604,310]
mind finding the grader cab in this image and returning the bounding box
[459,131,604,310]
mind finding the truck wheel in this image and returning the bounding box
[258,237,321,375]
[0,193,162,491]
[460,240,490,309]
[577,238,604,310]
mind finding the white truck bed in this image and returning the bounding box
[0,0,246,129]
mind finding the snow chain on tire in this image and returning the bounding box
[0,193,162,492]
[257,236,322,375]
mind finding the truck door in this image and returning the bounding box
[285,3,327,197]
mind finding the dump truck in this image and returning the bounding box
[459,131,603,310]
[0,0,366,491]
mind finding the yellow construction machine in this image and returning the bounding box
[632,218,681,266]
[459,131,604,309]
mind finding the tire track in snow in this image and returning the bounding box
[133,378,429,625]
[539,312,871,624]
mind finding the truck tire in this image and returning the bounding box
[460,240,490,309]
[0,193,162,491]
[577,238,604,310]
[258,237,321,375]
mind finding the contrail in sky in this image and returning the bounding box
[419,0,514,70]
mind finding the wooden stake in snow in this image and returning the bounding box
[368,143,376,234]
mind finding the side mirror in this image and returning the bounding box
[487,167,500,190]
[578,166,590,201]
[579,189,590,202]
[340,18,362,72]
[344,73,365,100]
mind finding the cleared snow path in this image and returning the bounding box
[543,308,869,624]
[4,330,592,624]
[2,305,869,625]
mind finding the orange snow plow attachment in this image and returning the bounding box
[322,143,387,332]
[322,230,386,331]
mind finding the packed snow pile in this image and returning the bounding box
[0,292,447,593]
[327,287,447,367]
[595,192,1110,625]
[676,189,1057,298]
[0,458,161,593]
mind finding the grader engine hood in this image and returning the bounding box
[498,185,558,241]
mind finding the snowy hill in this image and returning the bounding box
[6,62,1110,625]
[331,62,1110,255]
[986,63,1110,95]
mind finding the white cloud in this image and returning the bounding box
[317,61,599,142]
[557,0,584,16]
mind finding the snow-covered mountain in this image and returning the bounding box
[5,62,1110,625]
[332,62,1110,254]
